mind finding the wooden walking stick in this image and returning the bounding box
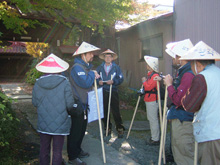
[94,79,106,163]
[106,75,113,136]
[126,85,143,139]
[194,141,198,165]
[157,81,166,164]
[158,86,168,165]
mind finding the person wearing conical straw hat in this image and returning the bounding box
[141,55,160,145]
[96,49,125,138]
[181,41,220,165]
[159,39,195,165]
[32,53,75,165]
[67,42,100,165]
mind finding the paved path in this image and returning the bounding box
[1,83,140,165]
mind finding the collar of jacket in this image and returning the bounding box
[74,56,93,69]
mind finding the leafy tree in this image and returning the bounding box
[26,42,49,60]
[0,0,133,36]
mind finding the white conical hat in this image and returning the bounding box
[165,48,176,58]
[180,41,220,61]
[169,39,194,57]
[144,55,159,72]
[99,49,118,60]
[73,41,100,56]
[36,53,69,73]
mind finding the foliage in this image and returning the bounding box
[118,85,145,110]
[25,67,43,85]
[0,91,20,149]
[26,42,49,60]
[0,0,133,36]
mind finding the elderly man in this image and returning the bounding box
[67,42,100,165]
[181,41,220,165]
[159,39,195,165]
[96,49,125,138]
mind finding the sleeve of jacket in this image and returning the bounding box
[143,74,158,91]
[113,65,124,86]
[71,65,95,88]
[32,84,38,107]
[64,80,75,111]
[96,65,102,85]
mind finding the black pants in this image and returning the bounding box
[67,113,87,160]
[102,90,123,130]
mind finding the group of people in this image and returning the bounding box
[32,38,220,165]
[32,42,124,165]
[142,39,220,165]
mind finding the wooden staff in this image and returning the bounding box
[94,79,106,163]
[126,85,143,139]
[106,75,113,136]
[157,81,166,164]
[194,141,198,165]
[158,86,168,165]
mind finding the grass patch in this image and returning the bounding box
[120,108,147,121]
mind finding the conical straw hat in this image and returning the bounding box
[36,53,69,73]
[180,41,220,61]
[165,48,176,58]
[73,41,100,56]
[99,49,118,60]
[144,55,159,72]
[168,39,194,57]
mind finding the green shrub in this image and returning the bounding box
[0,91,20,149]
[25,67,43,85]
[118,85,145,110]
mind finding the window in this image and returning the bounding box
[141,34,163,59]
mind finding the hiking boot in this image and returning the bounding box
[146,139,160,146]
[68,158,86,165]
[117,128,124,138]
[78,150,90,158]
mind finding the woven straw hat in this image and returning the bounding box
[36,53,69,73]
[167,39,193,57]
[73,41,100,56]
[180,41,220,61]
[144,55,159,72]
[99,49,118,60]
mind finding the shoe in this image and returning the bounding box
[117,128,124,138]
[78,150,90,158]
[146,139,160,146]
[68,158,86,165]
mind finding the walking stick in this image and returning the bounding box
[194,141,198,165]
[106,75,113,136]
[126,85,143,139]
[158,86,168,165]
[94,79,106,163]
[157,81,166,164]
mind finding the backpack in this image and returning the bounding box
[144,72,165,100]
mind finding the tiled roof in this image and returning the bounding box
[0,42,26,54]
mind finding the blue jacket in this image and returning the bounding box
[70,57,95,104]
[167,62,194,122]
[96,61,124,92]
[32,74,74,135]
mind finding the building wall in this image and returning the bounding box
[174,0,220,66]
[117,16,173,88]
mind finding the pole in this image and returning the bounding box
[106,75,113,136]
[194,141,198,165]
[158,86,168,165]
[126,85,143,139]
[157,81,166,164]
[94,79,106,163]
